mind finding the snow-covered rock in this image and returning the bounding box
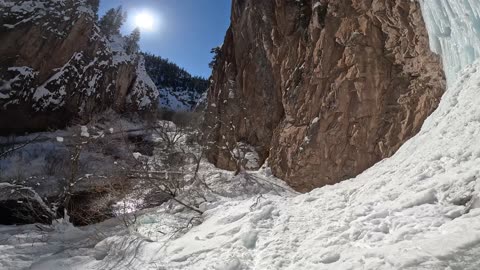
[0,0,158,133]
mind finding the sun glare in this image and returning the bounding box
[135,11,155,31]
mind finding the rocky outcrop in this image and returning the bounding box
[0,0,158,134]
[206,0,446,191]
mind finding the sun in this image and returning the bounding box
[134,11,155,31]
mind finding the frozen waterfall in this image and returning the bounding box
[420,0,480,85]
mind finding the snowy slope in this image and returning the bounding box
[151,60,480,269]
[3,61,480,269]
[2,1,480,269]
[158,87,199,111]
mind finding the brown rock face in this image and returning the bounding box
[0,0,157,134]
[206,0,445,191]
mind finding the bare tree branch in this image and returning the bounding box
[0,135,40,159]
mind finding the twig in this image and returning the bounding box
[0,135,40,159]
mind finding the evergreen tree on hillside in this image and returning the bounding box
[125,27,141,54]
[99,6,126,37]
[142,52,209,109]
[86,0,99,19]
[209,46,222,69]
[143,53,209,94]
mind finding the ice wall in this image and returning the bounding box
[420,0,480,85]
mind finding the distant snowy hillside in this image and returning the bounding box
[143,53,209,111]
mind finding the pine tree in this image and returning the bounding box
[125,27,141,54]
[209,47,222,69]
[86,0,100,19]
[99,6,126,37]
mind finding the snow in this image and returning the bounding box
[3,68,480,265]
[3,1,480,269]
[143,56,480,269]
[7,66,34,77]
[0,183,54,217]
[107,35,136,65]
[127,56,159,109]
[32,53,86,110]
[80,126,90,137]
[8,1,46,15]
[233,142,261,170]
[1,0,95,34]
[6,62,480,268]
[0,131,70,184]
[0,66,37,100]
[0,115,146,196]
[195,91,208,109]
[420,0,480,85]
[158,87,195,111]
[103,37,158,110]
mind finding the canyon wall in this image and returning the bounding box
[0,0,158,134]
[206,0,446,191]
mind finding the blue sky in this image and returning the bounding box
[99,0,231,78]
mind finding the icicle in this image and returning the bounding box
[420,0,480,85]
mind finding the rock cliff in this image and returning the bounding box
[206,0,446,191]
[0,0,158,134]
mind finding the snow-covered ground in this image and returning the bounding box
[2,60,480,268]
[0,164,294,270]
[2,0,480,269]
[0,114,144,190]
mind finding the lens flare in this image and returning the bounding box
[134,11,154,31]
